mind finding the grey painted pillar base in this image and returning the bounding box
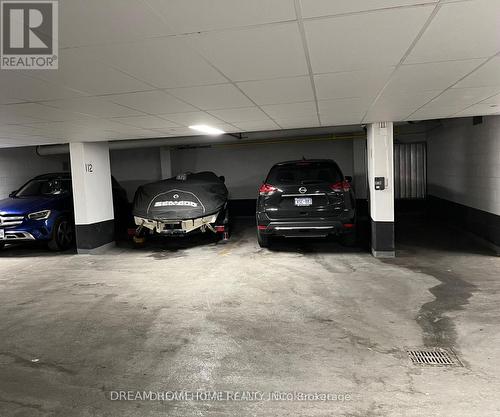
[75,219,115,254]
[371,220,395,258]
[371,249,396,258]
[77,241,115,255]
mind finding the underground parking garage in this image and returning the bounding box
[0,1,500,416]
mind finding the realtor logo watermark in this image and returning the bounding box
[1,0,58,69]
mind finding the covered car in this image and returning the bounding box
[133,171,229,239]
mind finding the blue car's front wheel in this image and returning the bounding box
[48,217,74,251]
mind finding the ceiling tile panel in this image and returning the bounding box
[453,57,500,89]
[1,0,499,145]
[59,0,171,47]
[0,108,45,125]
[108,91,197,114]
[454,103,500,117]
[232,120,281,131]
[405,0,500,63]
[145,0,296,33]
[315,67,393,100]
[33,50,152,95]
[318,97,368,125]
[150,123,239,136]
[237,76,314,105]
[426,86,499,108]
[1,103,92,123]
[384,59,484,93]
[481,93,500,106]
[305,6,434,73]
[364,109,414,123]
[111,115,181,129]
[300,0,437,18]
[274,117,320,129]
[261,101,318,120]
[142,127,195,138]
[167,84,254,110]
[160,111,226,127]
[409,86,500,119]
[365,90,440,122]
[189,23,309,81]
[0,72,84,102]
[208,107,269,123]
[76,38,227,88]
[42,97,144,118]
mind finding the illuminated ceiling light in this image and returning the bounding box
[188,125,225,135]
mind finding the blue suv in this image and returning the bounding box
[0,172,128,251]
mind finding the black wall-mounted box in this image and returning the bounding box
[375,177,385,190]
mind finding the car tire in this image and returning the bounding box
[340,232,357,247]
[0,242,4,250]
[132,235,146,248]
[257,230,270,248]
[48,217,74,251]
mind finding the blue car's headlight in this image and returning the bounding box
[28,210,51,220]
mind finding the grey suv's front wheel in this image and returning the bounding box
[48,217,74,251]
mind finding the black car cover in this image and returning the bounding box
[133,172,228,221]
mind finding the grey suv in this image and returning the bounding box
[256,159,356,247]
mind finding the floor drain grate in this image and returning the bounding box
[406,347,462,366]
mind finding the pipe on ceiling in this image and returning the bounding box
[35,125,365,156]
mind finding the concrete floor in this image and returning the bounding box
[0,218,499,417]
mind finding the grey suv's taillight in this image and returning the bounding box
[259,183,278,196]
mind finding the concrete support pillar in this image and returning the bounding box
[70,142,115,254]
[367,122,395,257]
[160,147,172,179]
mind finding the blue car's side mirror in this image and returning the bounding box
[9,191,17,198]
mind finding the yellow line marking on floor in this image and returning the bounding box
[218,247,232,256]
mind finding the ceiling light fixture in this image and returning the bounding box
[189,125,225,135]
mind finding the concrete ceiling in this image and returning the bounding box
[0,0,499,147]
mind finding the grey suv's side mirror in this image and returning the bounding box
[345,176,353,183]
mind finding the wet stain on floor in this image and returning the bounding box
[383,258,477,348]
[414,267,477,347]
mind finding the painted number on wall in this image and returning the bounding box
[85,163,93,173]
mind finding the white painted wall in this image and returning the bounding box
[0,147,64,199]
[427,116,500,216]
[110,147,161,200]
[170,139,355,199]
[109,139,357,201]
[70,142,114,225]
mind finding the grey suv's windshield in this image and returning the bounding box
[15,178,72,197]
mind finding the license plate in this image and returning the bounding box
[294,197,312,206]
[0,229,4,240]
